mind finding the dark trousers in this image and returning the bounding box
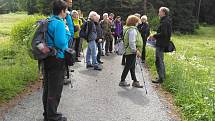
[141,39,147,61]
[97,42,102,62]
[155,47,166,80]
[43,56,65,121]
[121,54,126,65]
[121,54,137,82]
[73,37,81,59]
[109,36,113,52]
[104,34,113,53]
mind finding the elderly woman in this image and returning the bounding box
[72,10,83,62]
[137,15,150,63]
[119,15,143,88]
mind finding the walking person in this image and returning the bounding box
[137,15,150,63]
[86,11,102,71]
[150,7,172,83]
[119,15,143,88]
[100,13,112,56]
[42,0,69,121]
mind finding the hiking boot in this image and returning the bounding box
[132,81,143,88]
[86,64,94,68]
[119,81,130,87]
[94,65,102,71]
[152,79,163,84]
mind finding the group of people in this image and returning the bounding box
[42,0,172,120]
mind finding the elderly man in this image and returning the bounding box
[151,7,172,83]
[86,11,102,71]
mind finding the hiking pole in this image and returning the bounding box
[137,58,148,94]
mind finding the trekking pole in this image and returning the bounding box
[137,58,148,94]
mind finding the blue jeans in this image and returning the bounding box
[86,40,98,66]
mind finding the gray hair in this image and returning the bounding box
[159,7,170,16]
[88,11,98,19]
[141,15,148,21]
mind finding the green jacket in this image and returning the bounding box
[123,26,143,55]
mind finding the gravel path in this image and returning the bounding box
[3,54,173,121]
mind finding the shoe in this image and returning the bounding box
[86,64,94,68]
[110,51,113,53]
[105,53,109,56]
[94,65,102,71]
[70,69,74,72]
[132,81,143,88]
[58,117,67,121]
[98,60,104,64]
[141,60,145,63]
[64,78,71,85]
[76,59,81,62]
[119,81,130,87]
[152,79,163,84]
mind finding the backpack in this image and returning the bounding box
[79,21,89,40]
[27,19,57,61]
[115,28,130,55]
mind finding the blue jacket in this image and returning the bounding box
[66,12,74,39]
[47,15,69,59]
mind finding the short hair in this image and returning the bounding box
[126,15,141,26]
[109,13,114,17]
[88,11,98,19]
[159,7,170,16]
[72,10,78,15]
[52,0,68,15]
[141,15,148,21]
[103,13,108,17]
[134,13,141,18]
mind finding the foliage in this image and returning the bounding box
[146,26,215,121]
[0,14,45,101]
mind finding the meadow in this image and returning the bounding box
[146,26,215,121]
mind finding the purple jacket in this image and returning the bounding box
[114,20,123,37]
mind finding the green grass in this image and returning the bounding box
[146,26,215,121]
[0,13,38,102]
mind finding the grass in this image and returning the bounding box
[0,13,38,102]
[146,26,215,121]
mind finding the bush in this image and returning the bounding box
[0,15,46,101]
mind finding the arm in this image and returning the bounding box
[54,22,67,50]
[153,22,169,40]
[66,14,74,38]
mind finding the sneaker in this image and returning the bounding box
[132,81,143,88]
[105,53,109,56]
[119,81,130,87]
[86,64,94,68]
[98,60,104,64]
[152,79,163,84]
[94,65,102,71]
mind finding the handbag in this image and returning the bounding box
[64,48,76,66]
[164,41,176,52]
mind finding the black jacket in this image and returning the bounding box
[153,16,172,48]
[137,22,150,41]
[95,22,103,42]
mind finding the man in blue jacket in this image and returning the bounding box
[42,0,69,121]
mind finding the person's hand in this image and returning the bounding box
[136,50,141,58]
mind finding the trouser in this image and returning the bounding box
[42,56,65,121]
[121,54,126,65]
[121,54,138,82]
[73,37,81,59]
[104,33,113,53]
[141,39,147,61]
[155,47,166,80]
[86,40,98,66]
[78,38,84,55]
[97,42,102,62]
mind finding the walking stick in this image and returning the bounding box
[137,58,148,94]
